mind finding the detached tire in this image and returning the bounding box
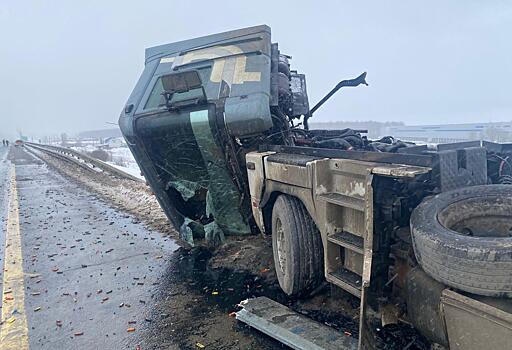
[271,194,324,296]
[411,185,512,297]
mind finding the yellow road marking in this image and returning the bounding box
[0,165,29,349]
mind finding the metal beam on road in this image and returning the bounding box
[237,297,358,350]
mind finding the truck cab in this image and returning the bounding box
[119,25,306,244]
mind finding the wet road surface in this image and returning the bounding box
[0,146,178,349]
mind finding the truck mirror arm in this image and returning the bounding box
[303,72,368,130]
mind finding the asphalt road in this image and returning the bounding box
[0,146,178,349]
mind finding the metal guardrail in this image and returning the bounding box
[25,142,144,183]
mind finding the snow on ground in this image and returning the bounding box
[105,160,144,180]
[68,143,143,180]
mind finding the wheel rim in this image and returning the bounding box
[437,196,512,238]
[275,218,287,274]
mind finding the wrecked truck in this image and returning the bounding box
[119,25,512,350]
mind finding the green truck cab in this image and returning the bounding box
[119,25,310,244]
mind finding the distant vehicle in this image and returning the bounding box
[120,25,512,350]
[14,140,24,147]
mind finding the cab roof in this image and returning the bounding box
[144,25,270,64]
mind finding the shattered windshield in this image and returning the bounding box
[135,107,251,245]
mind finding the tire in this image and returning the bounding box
[271,194,324,296]
[410,185,512,297]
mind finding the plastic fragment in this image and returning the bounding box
[196,343,205,348]
[127,327,136,332]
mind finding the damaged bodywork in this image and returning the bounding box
[120,26,390,244]
[119,26,278,243]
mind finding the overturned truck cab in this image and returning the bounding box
[119,26,285,244]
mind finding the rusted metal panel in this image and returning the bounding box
[441,289,512,350]
[246,151,275,233]
[371,164,431,178]
[405,268,449,346]
[357,174,374,350]
[344,249,363,275]
[264,157,312,188]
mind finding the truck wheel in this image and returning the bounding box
[411,185,512,297]
[271,194,324,296]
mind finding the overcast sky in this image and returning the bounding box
[1,1,511,139]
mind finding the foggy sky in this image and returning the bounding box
[1,1,511,140]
